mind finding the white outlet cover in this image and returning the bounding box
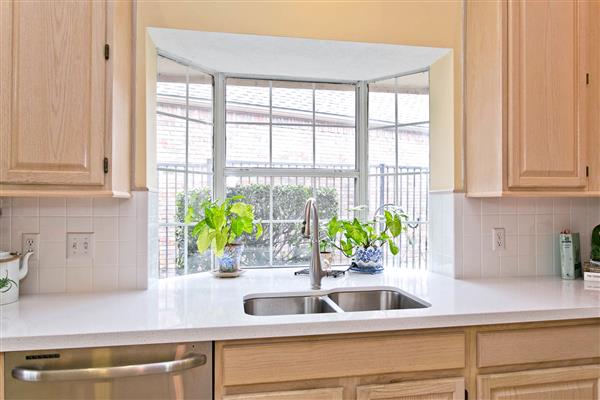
[492,227,506,251]
[67,233,94,259]
[22,233,39,261]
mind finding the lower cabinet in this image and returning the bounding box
[478,365,600,400]
[356,377,465,400]
[223,387,344,400]
[215,320,599,400]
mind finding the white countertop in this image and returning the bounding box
[1,269,599,352]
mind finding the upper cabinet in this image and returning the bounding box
[466,0,599,196]
[507,0,587,189]
[0,0,132,197]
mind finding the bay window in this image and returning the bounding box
[156,54,429,277]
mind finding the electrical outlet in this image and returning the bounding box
[493,228,506,251]
[67,233,94,259]
[22,233,39,260]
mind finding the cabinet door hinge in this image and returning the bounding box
[586,166,590,177]
[103,157,109,174]
[586,73,590,85]
[104,44,110,60]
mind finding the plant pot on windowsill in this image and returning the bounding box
[217,243,244,273]
[322,205,407,275]
[186,196,263,278]
[350,246,384,274]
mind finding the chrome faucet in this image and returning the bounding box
[302,198,325,290]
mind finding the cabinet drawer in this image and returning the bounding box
[478,365,600,399]
[477,324,600,368]
[223,387,344,400]
[219,332,465,386]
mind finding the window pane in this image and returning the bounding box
[272,222,310,266]
[396,72,429,125]
[159,225,178,278]
[315,83,355,127]
[241,224,270,267]
[368,174,397,217]
[188,121,213,170]
[156,113,185,224]
[315,127,355,168]
[226,176,270,221]
[272,125,313,167]
[272,81,312,125]
[272,176,313,220]
[314,176,355,220]
[368,78,395,128]
[226,124,269,167]
[188,68,213,124]
[157,57,188,119]
[187,225,212,274]
[157,114,186,165]
[226,78,270,123]
[397,124,429,168]
[157,168,185,224]
[368,127,396,173]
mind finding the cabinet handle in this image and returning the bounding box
[12,353,206,382]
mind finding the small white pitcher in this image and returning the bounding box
[0,251,32,305]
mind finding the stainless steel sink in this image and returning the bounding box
[244,288,429,316]
[243,295,339,316]
[327,289,429,312]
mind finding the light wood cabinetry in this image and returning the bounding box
[0,353,3,400]
[465,0,599,196]
[507,0,587,189]
[219,332,465,386]
[216,320,600,400]
[478,365,600,400]
[223,387,344,400]
[0,0,132,198]
[477,324,600,368]
[356,378,465,400]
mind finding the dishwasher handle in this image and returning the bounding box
[12,353,207,382]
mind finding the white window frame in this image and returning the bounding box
[157,53,429,274]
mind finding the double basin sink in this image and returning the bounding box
[244,287,430,316]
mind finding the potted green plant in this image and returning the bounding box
[322,206,407,273]
[592,224,600,266]
[186,196,263,275]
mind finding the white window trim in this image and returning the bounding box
[157,53,430,274]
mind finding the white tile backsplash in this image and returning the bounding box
[431,193,600,278]
[0,191,154,293]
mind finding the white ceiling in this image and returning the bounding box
[148,28,450,82]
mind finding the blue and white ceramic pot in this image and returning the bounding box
[350,246,384,274]
[218,244,244,273]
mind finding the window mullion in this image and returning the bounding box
[268,82,274,267]
[356,82,369,221]
[214,73,226,201]
[183,66,190,276]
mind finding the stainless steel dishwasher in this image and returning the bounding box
[4,342,212,400]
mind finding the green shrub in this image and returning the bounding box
[175,184,339,273]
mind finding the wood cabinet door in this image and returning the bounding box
[507,0,588,189]
[478,365,600,400]
[0,1,106,186]
[222,387,344,400]
[356,377,465,400]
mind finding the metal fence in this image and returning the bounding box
[158,162,429,276]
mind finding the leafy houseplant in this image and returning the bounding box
[186,196,263,273]
[323,206,407,273]
[592,224,600,262]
